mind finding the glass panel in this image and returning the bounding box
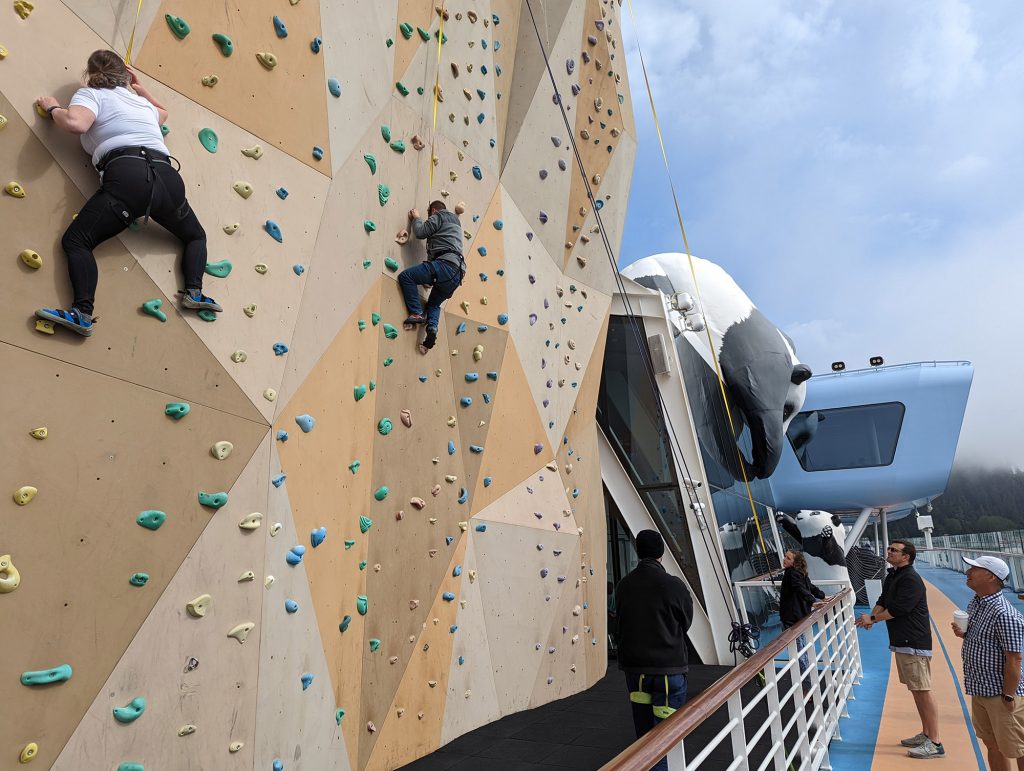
[787,402,906,472]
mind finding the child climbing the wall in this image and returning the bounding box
[398,200,465,354]
[33,50,220,337]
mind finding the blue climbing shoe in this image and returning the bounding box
[180,290,223,312]
[35,307,94,336]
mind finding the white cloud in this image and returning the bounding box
[895,0,984,100]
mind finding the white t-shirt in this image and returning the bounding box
[69,86,170,167]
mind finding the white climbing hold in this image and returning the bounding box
[270,522,282,536]
[211,441,233,460]
[186,594,212,618]
[264,575,275,588]
[227,622,255,643]
[263,388,277,402]
[229,741,244,753]
[178,724,197,737]
[238,570,255,582]
[238,512,263,530]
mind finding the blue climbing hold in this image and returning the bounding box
[483,477,492,487]
[475,523,487,532]
[472,165,482,180]
[273,342,289,355]
[285,599,299,614]
[442,591,455,602]
[493,13,500,24]
[465,372,478,382]
[453,565,462,577]
[301,672,313,690]
[418,375,427,382]
[273,15,287,37]
[458,487,468,504]
[293,264,305,275]
[448,440,456,455]
[482,393,491,404]
[477,246,487,256]
[276,430,289,441]
[458,655,465,665]
[498,313,508,325]
[496,269,504,276]
[477,113,485,124]
[272,473,287,488]
[295,413,315,432]
[573,488,580,498]
[328,78,341,97]
[286,545,305,565]
[273,760,284,771]
[311,527,327,547]
[477,89,487,100]
[479,272,488,281]
[276,187,289,199]
[469,445,483,453]
[456,321,466,334]
[595,199,604,210]
[478,325,488,332]
[486,372,498,380]
[460,397,472,407]
[265,220,283,242]
[310,36,321,53]
[312,146,324,161]
[445,536,454,545]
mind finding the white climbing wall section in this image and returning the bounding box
[0,0,635,768]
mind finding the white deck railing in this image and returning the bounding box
[602,587,862,771]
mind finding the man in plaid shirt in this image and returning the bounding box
[952,555,1024,770]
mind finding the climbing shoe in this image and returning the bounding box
[422,327,438,350]
[35,307,94,336]
[907,739,944,759]
[404,314,426,325]
[181,290,223,312]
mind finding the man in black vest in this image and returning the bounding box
[614,530,693,771]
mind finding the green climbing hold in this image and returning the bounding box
[198,491,228,508]
[417,26,431,41]
[369,379,376,391]
[212,32,233,56]
[344,539,356,549]
[389,140,406,153]
[386,37,393,47]
[197,309,217,322]
[384,256,399,272]
[164,402,190,420]
[356,595,368,615]
[359,560,367,570]
[117,764,145,771]
[377,418,392,435]
[371,312,381,325]
[364,154,377,174]
[399,22,413,39]
[378,184,390,206]
[381,125,391,142]
[369,638,381,652]
[113,697,146,724]
[142,299,166,322]
[362,259,372,269]
[374,486,388,501]
[136,510,166,530]
[359,515,373,533]
[336,708,345,725]
[348,460,361,474]
[165,14,190,39]
[383,324,398,339]
[198,128,218,153]
[20,664,73,686]
[358,319,366,331]
[383,357,393,367]
[204,259,232,278]
[363,220,376,233]
[129,573,149,587]
[160,124,170,136]
[395,82,409,96]
[354,384,367,401]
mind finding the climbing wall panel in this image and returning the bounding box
[490,0,525,164]
[59,0,163,65]
[447,184,510,325]
[392,0,440,87]
[0,344,266,768]
[51,436,273,771]
[473,462,576,532]
[135,0,332,171]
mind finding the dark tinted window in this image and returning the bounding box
[787,402,905,471]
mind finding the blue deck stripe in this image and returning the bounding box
[928,612,985,768]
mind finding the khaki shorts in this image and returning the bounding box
[894,653,932,691]
[972,696,1024,758]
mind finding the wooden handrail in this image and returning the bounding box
[600,587,852,771]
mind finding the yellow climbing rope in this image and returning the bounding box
[429,2,447,189]
[124,0,145,65]
[624,0,772,562]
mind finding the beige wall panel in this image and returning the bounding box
[0,89,265,424]
[438,532,501,744]
[473,521,583,714]
[323,0,396,176]
[363,536,469,771]
[564,132,637,296]
[500,0,575,169]
[0,344,266,768]
[447,184,509,326]
[255,442,349,770]
[527,538,588,707]
[490,0,524,163]
[51,436,272,771]
[135,0,331,171]
[392,0,438,86]
[473,462,575,533]
[467,337,554,513]
[444,317,509,498]
[358,282,469,767]
[273,282,382,769]
[605,1,636,137]
[60,0,162,61]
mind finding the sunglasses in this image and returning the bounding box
[886,546,904,553]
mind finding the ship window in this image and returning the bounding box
[786,402,905,471]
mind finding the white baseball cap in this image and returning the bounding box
[964,556,1010,581]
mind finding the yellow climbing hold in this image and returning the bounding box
[263,388,277,402]
[254,263,268,274]
[227,622,255,643]
[211,440,233,460]
[238,570,255,582]
[5,181,26,198]
[185,593,212,618]
[238,512,263,530]
[18,742,37,763]
[230,350,247,363]
[0,44,8,59]
[233,181,253,199]
[255,52,278,70]
[29,427,47,440]
[0,114,7,129]
[13,486,36,505]
[13,0,33,19]
[201,75,219,87]
[243,304,257,317]
[241,145,263,159]
[223,223,240,235]
[0,554,21,593]
[34,102,49,119]
[229,741,244,753]
[19,249,42,269]
[34,319,54,335]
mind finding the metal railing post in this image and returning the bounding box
[727,691,750,771]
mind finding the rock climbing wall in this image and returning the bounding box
[0,0,635,768]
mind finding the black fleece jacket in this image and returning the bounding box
[876,564,932,651]
[779,567,825,627]
[614,558,693,674]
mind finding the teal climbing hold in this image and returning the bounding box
[21,664,72,686]
[377,417,393,435]
[311,36,321,53]
[386,37,393,47]
[198,491,228,508]
[117,764,145,771]
[197,127,218,153]
[400,22,413,39]
[383,324,398,339]
[369,638,381,652]
[395,82,409,96]
[359,560,367,570]
[378,184,390,206]
[265,220,283,242]
[384,256,399,272]
[381,125,391,142]
[435,30,447,44]
[142,299,166,322]
[344,539,355,549]
[374,486,388,501]
[336,708,345,725]
[465,373,479,382]
[198,310,216,322]
[356,595,368,615]
[417,26,430,41]
[328,78,341,97]
[165,402,190,420]
[371,312,381,325]
[364,154,377,173]
[369,379,376,391]
[348,461,360,474]
[354,385,367,401]
[363,220,376,232]
[160,124,170,136]
[273,15,287,37]
[129,573,149,587]
[359,515,373,533]
[389,140,406,153]
[204,259,232,277]
[137,510,166,530]
[212,33,233,56]
[383,357,393,367]
[339,615,351,632]
[113,697,146,723]
[165,14,190,39]
[358,319,367,331]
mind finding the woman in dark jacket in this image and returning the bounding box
[780,550,828,675]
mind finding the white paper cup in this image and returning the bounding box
[954,610,969,632]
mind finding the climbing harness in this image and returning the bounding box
[95,145,181,226]
[124,0,145,65]
[428,1,447,189]
[629,675,678,720]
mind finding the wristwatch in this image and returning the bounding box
[1003,694,1015,703]
[869,614,876,622]
[46,105,61,116]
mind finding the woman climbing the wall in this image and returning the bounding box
[33,49,219,337]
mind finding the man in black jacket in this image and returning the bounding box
[855,539,944,758]
[614,530,693,771]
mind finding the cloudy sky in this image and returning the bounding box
[616,0,1024,469]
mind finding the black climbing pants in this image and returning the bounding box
[62,149,207,315]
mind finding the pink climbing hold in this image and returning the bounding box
[534,443,543,454]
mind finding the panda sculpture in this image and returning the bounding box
[776,510,850,584]
[623,253,811,480]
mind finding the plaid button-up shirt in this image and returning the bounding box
[962,591,1024,697]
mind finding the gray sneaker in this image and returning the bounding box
[908,739,945,759]
[901,733,928,747]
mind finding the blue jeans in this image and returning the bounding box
[625,672,688,771]
[397,259,462,331]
